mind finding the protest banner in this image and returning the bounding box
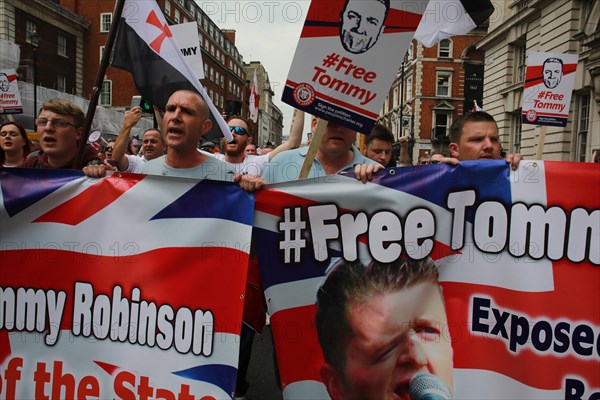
[0,69,23,114]
[254,161,600,399]
[170,22,205,80]
[522,52,578,128]
[282,0,429,134]
[0,169,254,399]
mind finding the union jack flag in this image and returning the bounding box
[0,168,254,399]
[253,161,600,399]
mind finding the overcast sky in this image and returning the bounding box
[195,1,312,141]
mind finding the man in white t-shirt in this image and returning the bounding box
[213,111,304,175]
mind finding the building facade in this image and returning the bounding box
[477,0,599,161]
[0,0,89,127]
[379,31,487,161]
[59,0,249,122]
[244,61,283,147]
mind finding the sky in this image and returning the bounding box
[195,1,312,141]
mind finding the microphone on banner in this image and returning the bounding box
[409,373,452,400]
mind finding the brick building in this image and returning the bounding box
[59,0,249,122]
[379,31,487,161]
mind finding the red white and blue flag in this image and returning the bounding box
[253,161,600,399]
[110,0,233,142]
[0,168,254,398]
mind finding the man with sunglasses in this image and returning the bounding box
[211,112,304,176]
[20,98,100,169]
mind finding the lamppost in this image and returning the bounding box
[30,27,40,124]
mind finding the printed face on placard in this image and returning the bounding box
[0,73,10,92]
[542,59,563,89]
[340,0,388,54]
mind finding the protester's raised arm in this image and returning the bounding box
[268,110,304,161]
[112,107,142,171]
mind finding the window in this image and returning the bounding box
[57,75,67,92]
[576,92,590,162]
[393,86,399,107]
[99,46,105,63]
[220,75,224,88]
[434,112,450,138]
[165,1,171,16]
[174,9,180,23]
[512,114,522,154]
[100,80,112,105]
[438,39,451,58]
[26,21,37,44]
[57,34,67,57]
[26,66,33,84]
[514,42,526,83]
[228,81,232,93]
[100,13,112,33]
[406,77,413,100]
[436,73,451,97]
[203,63,208,77]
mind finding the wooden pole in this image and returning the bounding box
[535,125,547,160]
[74,0,126,168]
[298,118,328,179]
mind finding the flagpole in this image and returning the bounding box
[74,0,127,168]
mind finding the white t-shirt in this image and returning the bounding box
[141,155,235,181]
[122,154,145,173]
[212,153,270,175]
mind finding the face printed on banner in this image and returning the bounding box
[322,280,454,400]
[542,58,563,89]
[0,73,10,92]
[340,0,389,54]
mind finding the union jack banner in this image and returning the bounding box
[0,168,254,399]
[253,160,600,399]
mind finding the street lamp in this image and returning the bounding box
[30,27,40,125]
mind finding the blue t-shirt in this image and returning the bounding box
[262,146,378,183]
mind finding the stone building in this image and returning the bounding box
[477,0,599,161]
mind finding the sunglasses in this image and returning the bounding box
[103,146,113,152]
[228,126,248,136]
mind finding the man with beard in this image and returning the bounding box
[339,0,389,54]
[213,111,304,175]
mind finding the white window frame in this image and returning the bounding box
[436,73,451,97]
[514,42,526,83]
[57,75,67,92]
[100,13,112,33]
[438,39,452,58]
[100,80,112,106]
[165,1,171,16]
[512,114,522,154]
[57,34,67,57]
[26,21,37,44]
[433,112,451,138]
[575,92,590,162]
[174,9,180,23]
[406,76,413,100]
